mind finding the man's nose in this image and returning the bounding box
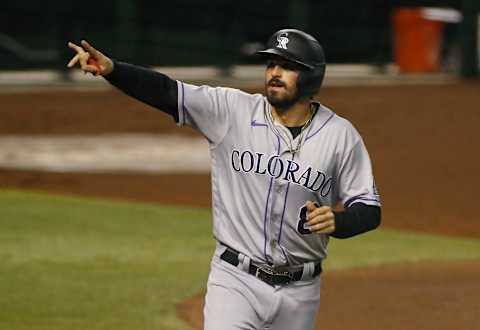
[271,65,283,77]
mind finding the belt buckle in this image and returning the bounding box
[255,265,274,285]
[255,265,293,286]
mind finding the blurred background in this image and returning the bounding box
[0,0,478,77]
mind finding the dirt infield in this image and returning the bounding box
[0,169,211,208]
[178,261,480,330]
[1,82,480,329]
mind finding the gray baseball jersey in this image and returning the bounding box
[176,81,380,266]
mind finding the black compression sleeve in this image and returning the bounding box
[331,203,381,239]
[104,61,179,121]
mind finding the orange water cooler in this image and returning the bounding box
[393,8,445,73]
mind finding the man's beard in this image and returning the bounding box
[265,79,302,110]
[267,91,302,110]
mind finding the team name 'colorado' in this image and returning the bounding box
[231,149,333,196]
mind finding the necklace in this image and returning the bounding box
[267,103,316,155]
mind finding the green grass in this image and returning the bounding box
[325,229,480,270]
[0,190,214,330]
[1,189,479,330]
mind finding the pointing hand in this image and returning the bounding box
[67,40,114,76]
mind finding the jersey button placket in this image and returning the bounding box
[268,181,286,264]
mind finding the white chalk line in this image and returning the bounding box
[0,134,211,173]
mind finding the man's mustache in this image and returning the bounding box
[268,78,286,87]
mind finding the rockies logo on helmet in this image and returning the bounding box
[276,32,289,50]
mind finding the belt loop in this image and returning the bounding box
[238,253,251,272]
[216,242,228,258]
[301,261,314,281]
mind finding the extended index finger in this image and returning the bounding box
[68,41,85,54]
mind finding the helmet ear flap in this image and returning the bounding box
[297,65,325,98]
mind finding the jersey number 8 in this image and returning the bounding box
[297,202,320,235]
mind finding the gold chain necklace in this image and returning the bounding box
[267,104,316,155]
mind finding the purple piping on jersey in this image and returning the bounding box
[251,119,268,127]
[180,82,186,124]
[277,153,295,262]
[263,104,285,146]
[263,134,281,262]
[344,193,368,207]
[344,193,380,207]
[345,197,380,208]
[343,193,378,207]
[305,113,335,142]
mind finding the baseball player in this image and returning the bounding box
[68,28,381,330]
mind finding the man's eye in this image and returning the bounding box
[266,61,276,68]
[282,62,300,71]
[266,60,299,71]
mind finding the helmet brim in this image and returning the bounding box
[256,49,314,69]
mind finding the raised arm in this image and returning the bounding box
[67,40,178,119]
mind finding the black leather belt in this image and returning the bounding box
[220,247,322,286]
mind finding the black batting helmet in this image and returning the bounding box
[257,29,326,98]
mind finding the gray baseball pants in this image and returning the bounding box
[203,245,321,330]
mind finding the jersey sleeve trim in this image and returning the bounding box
[176,81,186,127]
[344,193,381,208]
